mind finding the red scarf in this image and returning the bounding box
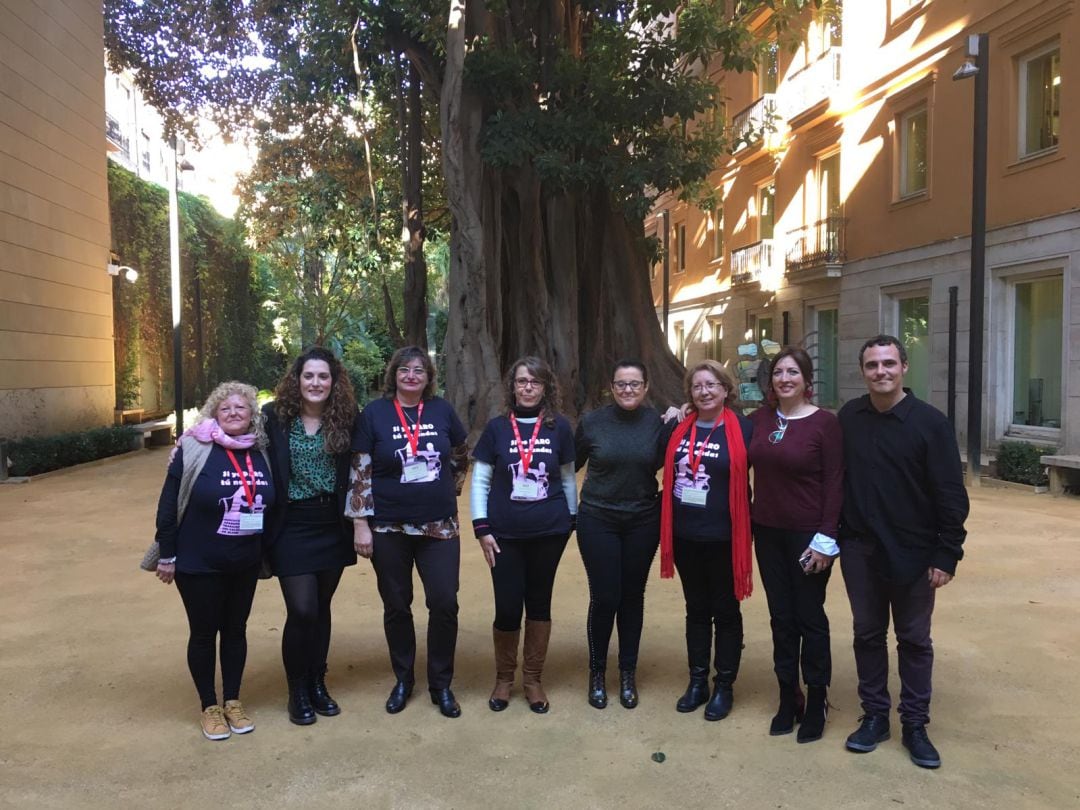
[660,406,753,600]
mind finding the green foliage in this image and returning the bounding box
[995,441,1049,487]
[341,337,388,405]
[6,427,141,477]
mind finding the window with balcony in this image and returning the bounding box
[1011,275,1063,429]
[758,40,779,96]
[1018,44,1060,158]
[675,223,687,273]
[758,183,775,240]
[712,204,724,260]
[898,105,928,198]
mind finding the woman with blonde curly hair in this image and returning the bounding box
[263,346,361,725]
[471,356,576,713]
[154,381,276,740]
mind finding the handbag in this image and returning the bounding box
[139,540,161,572]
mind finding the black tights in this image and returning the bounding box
[175,569,259,709]
[278,568,344,680]
[490,534,569,631]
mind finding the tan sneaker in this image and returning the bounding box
[223,700,255,734]
[200,705,231,740]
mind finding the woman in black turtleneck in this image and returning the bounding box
[471,356,577,714]
[574,360,676,710]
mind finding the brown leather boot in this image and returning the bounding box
[489,627,520,712]
[522,619,552,714]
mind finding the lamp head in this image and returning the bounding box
[953,61,979,81]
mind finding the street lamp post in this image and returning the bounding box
[953,33,989,486]
[168,137,194,434]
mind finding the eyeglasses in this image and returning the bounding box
[768,414,789,445]
[691,382,725,394]
[397,366,427,379]
[514,378,544,390]
[612,380,644,392]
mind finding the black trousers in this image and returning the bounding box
[577,506,660,672]
[278,567,344,680]
[371,532,460,690]
[175,568,259,709]
[673,537,742,680]
[753,525,832,687]
[490,534,569,631]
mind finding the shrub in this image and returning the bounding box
[995,440,1048,487]
[341,338,386,405]
[5,426,141,477]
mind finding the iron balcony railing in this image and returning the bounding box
[730,239,774,286]
[731,94,777,151]
[785,217,847,273]
[105,114,130,157]
[779,48,842,120]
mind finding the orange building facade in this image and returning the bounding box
[651,0,1077,455]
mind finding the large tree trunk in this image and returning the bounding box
[440,0,683,435]
[401,60,428,348]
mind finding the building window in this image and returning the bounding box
[758,40,779,96]
[758,183,776,240]
[708,318,723,361]
[897,295,930,400]
[818,152,841,219]
[674,321,686,362]
[675,223,687,272]
[712,204,724,260]
[812,307,839,408]
[1018,45,1061,158]
[1011,276,1063,428]
[898,106,928,198]
[753,315,774,344]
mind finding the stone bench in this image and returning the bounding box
[1040,455,1080,495]
[132,420,174,448]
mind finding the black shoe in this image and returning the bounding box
[846,714,891,752]
[429,687,462,718]
[902,723,941,768]
[310,665,341,717]
[797,685,828,743]
[619,669,638,709]
[287,677,317,726]
[769,681,804,736]
[675,671,710,713]
[385,680,413,714]
[703,681,734,721]
[587,670,607,709]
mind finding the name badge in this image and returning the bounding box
[511,479,542,501]
[238,512,264,532]
[679,487,708,507]
[402,458,429,483]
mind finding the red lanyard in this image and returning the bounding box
[225,450,257,507]
[686,418,723,479]
[394,399,425,455]
[509,412,544,471]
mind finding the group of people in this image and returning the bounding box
[153,334,969,770]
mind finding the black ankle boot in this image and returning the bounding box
[675,667,710,713]
[769,680,805,736]
[310,665,340,717]
[287,676,317,725]
[703,679,734,721]
[619,669,638,709]
[587,670,607,709]
[797,685,828,743]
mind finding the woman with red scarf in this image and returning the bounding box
[660,360,753,721]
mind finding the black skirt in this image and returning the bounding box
[269,496,357,577]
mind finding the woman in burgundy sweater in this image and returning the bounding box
[748,346,843,744]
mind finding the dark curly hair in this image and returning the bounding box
[504,356,560,429]
[273,346,357,454]
[382,345,438,400]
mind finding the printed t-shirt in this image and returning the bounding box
[671,414,753,542]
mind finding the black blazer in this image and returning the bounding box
[261,402,360,548]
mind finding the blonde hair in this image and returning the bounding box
[683,359,739,408]
[197,380,268,448]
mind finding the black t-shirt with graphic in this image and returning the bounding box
[353,396,467,525]
[473,414,575,540]
[165,444,276,574]
[671,414,753,543]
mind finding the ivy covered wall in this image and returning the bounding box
[107,162,283,411]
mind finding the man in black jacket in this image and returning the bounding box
[838,335,969,769]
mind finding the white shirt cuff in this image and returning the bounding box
[810,533,839,557]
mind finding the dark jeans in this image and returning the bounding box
[490,534,569,631]
[175,568,259,709]
[577,506,660,672]
[754,525,832,686]
[840,535,935,724]
[278,567,344,680]
[372,531,460,690]
[673,537,742,680]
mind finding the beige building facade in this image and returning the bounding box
[652,0,1078,454]
[1,0,113,439]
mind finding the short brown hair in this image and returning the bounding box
[504,355,560,428]
[683,359,738,407]
[383,345,438,400]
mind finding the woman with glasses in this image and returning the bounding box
[748,346,842,742]
[348,346,469,718]
[471,357,576,713]
[574,360,678,710]
[660,359,753,721]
